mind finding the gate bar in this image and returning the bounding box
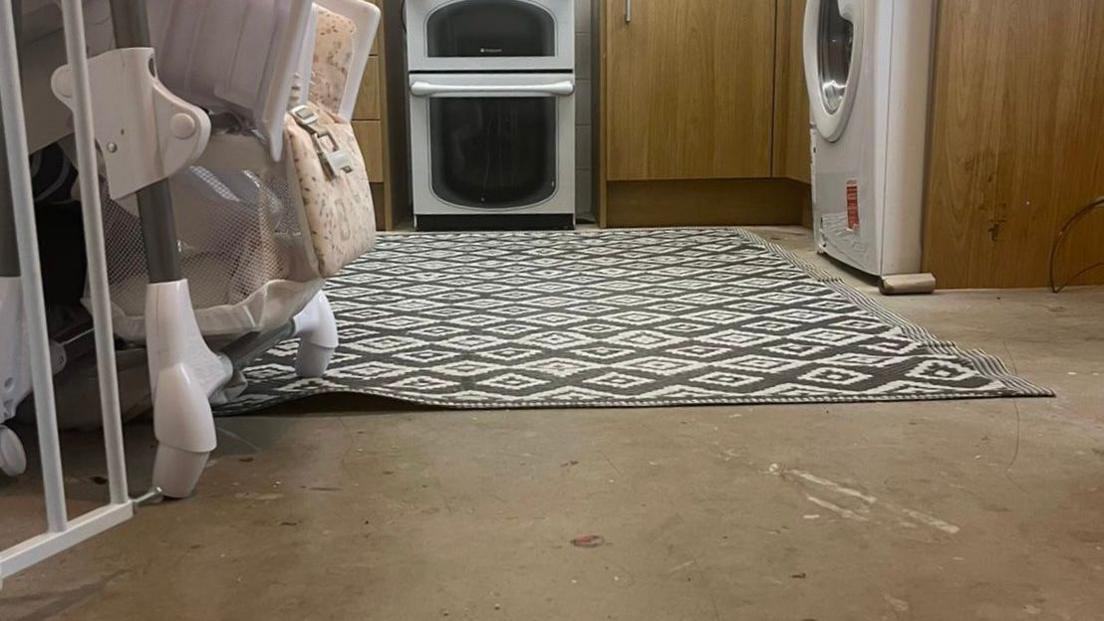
[0,0,68,534]
[1,0,146,584]
[61,0,129,504]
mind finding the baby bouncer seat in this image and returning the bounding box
[1,0,381,496]
[93,0,380,344]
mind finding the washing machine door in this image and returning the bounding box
[804,0,864,142]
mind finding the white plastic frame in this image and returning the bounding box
[264,0,315,161]
[51,47,212,199]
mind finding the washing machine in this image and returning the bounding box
[804,0,936,279]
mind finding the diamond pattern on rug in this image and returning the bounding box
[219,228,1051,413]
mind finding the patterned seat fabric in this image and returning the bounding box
[287,6,377,278]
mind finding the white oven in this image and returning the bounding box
[405,0,576,229]
[408,73,576,229]
[405,0,574,73]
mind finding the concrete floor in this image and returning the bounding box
[2,227,1103,620]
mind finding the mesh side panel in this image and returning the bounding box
[101,197,152,316]
[102,166,315,318]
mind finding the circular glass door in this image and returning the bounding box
[817,0,854,114]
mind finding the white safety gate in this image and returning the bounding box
[0,0,150,584]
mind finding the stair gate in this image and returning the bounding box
[0,0,150,585]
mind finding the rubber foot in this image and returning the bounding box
[152,444,209,499]
[295,342,335,378]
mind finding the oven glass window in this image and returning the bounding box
[426,0,556,58]
[429,97,557,208]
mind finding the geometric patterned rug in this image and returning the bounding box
[217,228,1051,414]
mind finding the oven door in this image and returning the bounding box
[409,73,576,216]
[405,0,574,72]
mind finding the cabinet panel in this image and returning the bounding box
[353,56,382,120]
[604,0,775,181]
[352,120,385,183]
[772,0,811,184]
[605,179,806,227]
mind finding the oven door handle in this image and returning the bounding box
[410,80,576,98]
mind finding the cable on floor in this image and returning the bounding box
[1048,195,1104,293]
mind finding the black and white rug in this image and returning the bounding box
[219,228,1051,413]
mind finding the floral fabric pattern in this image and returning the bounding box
[285,102,376,277]
[310,6,357,115]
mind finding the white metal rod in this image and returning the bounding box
[59,0,129,504]
[0,0,69,531]
[0,501,134,580]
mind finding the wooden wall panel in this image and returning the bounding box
[924,0,1104,288]
[772,0,811,184]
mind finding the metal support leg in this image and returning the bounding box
[0,122,19,277]
[108,0,181,283]
[109,0,150,47]
[0,1,21,278]
[108,0,227,498]
[135,183,182,282]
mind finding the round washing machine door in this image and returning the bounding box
[803,0,865,142]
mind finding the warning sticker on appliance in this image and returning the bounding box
[845,180,860,230]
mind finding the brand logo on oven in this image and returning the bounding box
[479,47,504,55]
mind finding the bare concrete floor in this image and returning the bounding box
[2,227,1103,620]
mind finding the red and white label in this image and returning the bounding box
[845,180,860,230]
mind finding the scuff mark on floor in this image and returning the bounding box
[805,496,869,522]
[666,560,696,574]
[884,594,910,612]
[894,507,960,534]
[790,469,878,504]
[775,465,961,535]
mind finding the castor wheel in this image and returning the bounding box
[0,424,27,477]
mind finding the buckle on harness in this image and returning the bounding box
[290,105,353,178]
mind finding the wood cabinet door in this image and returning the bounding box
[604,0,776,181]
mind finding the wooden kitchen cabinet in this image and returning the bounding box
[598,0,811,227]
[772,0,811,186]
[603,0,776,181]
[351,0,411,231]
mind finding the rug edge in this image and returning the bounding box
[215,384,1053,415]
[727,228,1055,398]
